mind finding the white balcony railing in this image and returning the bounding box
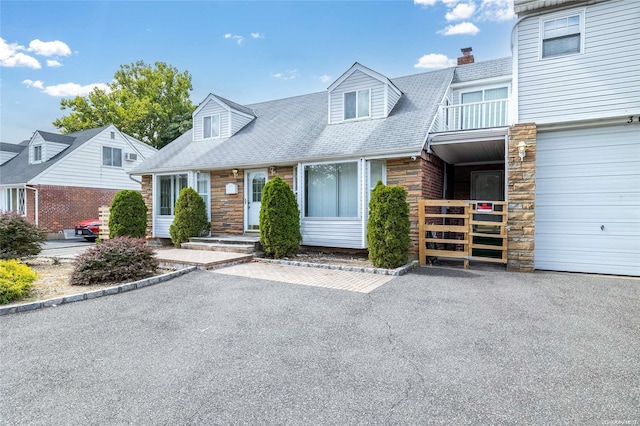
[436,99,510,132]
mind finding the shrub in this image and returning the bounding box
[0,259,38,304]
[367,181,411,269]
[70,237,158,285]
[259,176,301,258]
[109,190,147,238]
[169,187,211,247]
[0,212,47,260]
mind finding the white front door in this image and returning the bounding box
[245,169,268,232]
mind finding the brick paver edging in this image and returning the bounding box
[255,258,418,276]
[0,267,197,316]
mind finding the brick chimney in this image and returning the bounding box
[457,47,474,65]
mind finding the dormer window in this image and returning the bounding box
[33,145,42,162]
[203,115,220,139]
[344,89,370,120]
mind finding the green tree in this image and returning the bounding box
[367,181,411,269]
[53,61,195,149]
[259,176,301,258]
[169,188,211,247]
[109,190,147,239]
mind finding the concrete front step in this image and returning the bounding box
[181,241,255,254]
[155,249,253,270]
[189,235,260,245]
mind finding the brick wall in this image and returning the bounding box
[507,123,536,272]
[35,185,119,234]
[388,154,444,254]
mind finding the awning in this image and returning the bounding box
[429,129,507,164]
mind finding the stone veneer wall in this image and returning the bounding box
[141,175,153,238]
[507,123,537,272]
[387,154,444,255]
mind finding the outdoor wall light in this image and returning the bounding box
[269,166,277,176]
[232,169,239,178]
[517,141,527,161]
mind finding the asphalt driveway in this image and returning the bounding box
[1,266,638,425]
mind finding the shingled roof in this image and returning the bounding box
[133,58,511,174]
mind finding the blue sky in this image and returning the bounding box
[0,0,515,143]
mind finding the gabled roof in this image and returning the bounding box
[132,65,459,174]
[0,126,110,185]
[327,62,402,98]
[193,93,256,119]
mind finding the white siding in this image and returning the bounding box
[44,141,68,161]
[154,217,173,238]
[535,124,640,276]
[329,70,385,123]
[387,85,401,115]
[230,111,253,136]
[31,127,152,189]
[517,0,640,124]
[301,219,364,249]
[0,151,18,165]
[193,99,230,140]
[29,134,44,163]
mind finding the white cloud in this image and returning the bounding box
[317,74,331,83]
[0,38,41,68]
[250,32,265,39]
[271,69,298,81]
[414,53,457,69]
[446,3,476,21]
[224,33,244,45]
[438,22,480,35]
[479,0,514,21]
[22,79,44,89]
[23,81,110,97]
[27,39,71,57]
[46,59,63,67]
[413,0,438,5]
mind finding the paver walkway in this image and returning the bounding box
[212,261,395,293]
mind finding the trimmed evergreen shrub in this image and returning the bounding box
[367,181,411,269]
[0,212,47,260]
[169,187,211,247]
[109,190,147,238]
[0,259,38,304]
[70,237,158,285]
[259,176,301,258]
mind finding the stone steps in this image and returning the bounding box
[181,235,260,255]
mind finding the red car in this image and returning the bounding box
[75,219,100,241]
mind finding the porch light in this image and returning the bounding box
[517,141,527,161]
[269,166,277,176]
[232,169,239,178]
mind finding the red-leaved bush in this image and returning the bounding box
[70,237,158,286]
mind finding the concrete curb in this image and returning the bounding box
[255,258,418,276]
[0,267,197,316]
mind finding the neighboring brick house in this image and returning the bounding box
[132,58,513,258]
[0,125,157,237]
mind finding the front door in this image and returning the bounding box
[245,169,267,231]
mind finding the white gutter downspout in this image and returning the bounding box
[25,186,38,226]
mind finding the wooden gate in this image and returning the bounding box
[418,200,507,268]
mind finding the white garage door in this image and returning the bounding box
[535,125,640,276]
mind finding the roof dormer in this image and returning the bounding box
[327,62,402,124]
[28,131,74,164]
[192,94,256,141]
[0,142,25,165]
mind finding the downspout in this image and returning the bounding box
[25,186,38,226]
[129,175,142,185]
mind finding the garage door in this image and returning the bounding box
[535,125,640,276]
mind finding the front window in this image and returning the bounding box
[2,188,26,215]
[203,115,220,139]
[344,89,370,120]
[196,172,210,217]
[304,162,358,218]
[102,146,122,167]
[461,87,508,129]
[542,14,581,58]
[33,145,42,162]
[157,174,188,216]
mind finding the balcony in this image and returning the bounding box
[434,98,511,133]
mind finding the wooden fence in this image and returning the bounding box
[418,200,507,268]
